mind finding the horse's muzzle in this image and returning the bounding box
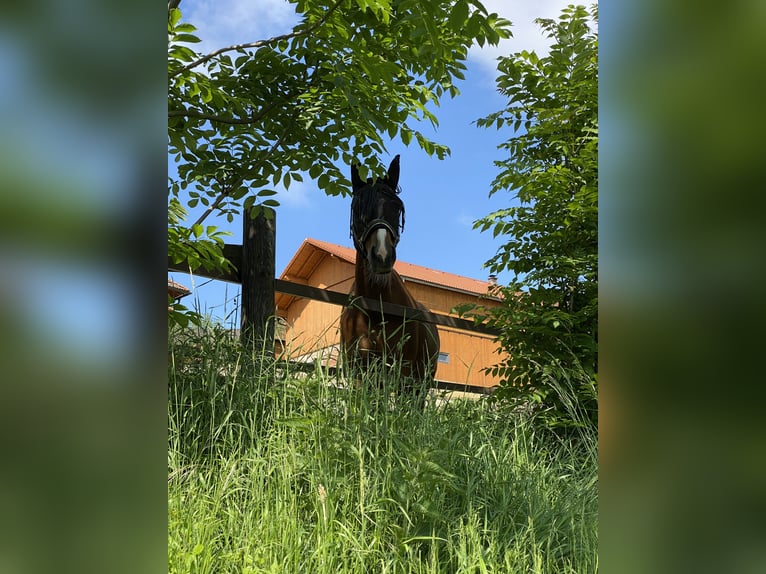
[365,227,396,274]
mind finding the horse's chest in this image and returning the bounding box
[362,318,398,350]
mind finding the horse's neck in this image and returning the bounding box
[353,259,413,304]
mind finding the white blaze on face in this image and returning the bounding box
[375,228,388,260]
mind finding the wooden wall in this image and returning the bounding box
[404,280,505,388]
[277,256,351,361]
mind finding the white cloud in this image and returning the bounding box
[181,0,577,75]
[469,0,577,76]
[182,0,299,54]
[457,212,478,228]
[276,179,313,208]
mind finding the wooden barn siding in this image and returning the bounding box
[403,281,504,316]
[402,282,505,387]
[435,327,503,387]
[278,256,352,358]
[278,256,508,387]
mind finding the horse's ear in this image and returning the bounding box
[351,163,365,191]
[386,155,400,189]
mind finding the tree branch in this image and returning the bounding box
[169,86,298,126]
[170,0,346,79]
[169,107,274,125]
[191,125,292,228]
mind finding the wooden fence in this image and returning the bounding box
[168,210,500,393]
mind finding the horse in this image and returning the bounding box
[339,155,441,406]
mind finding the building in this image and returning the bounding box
[275,238,507,390]
[168,278,191,311]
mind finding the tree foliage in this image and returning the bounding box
[168,0,510,310]
[473,5,598,429]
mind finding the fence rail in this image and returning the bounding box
[274,278,499,336]
[168,254,499,336]
[282,360,496,396]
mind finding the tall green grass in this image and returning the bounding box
[168,327,597,573]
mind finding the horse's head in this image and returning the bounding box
[350,155,405,284]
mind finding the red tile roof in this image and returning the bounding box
[282,238,499,298]
[168,278,191,300]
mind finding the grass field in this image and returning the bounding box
[168,329,597,573]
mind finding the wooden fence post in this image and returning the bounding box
[240,207,276,354]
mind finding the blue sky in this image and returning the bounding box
[170,0,571,325]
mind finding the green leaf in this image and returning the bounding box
[309,164,322,179]
[465,13,482,39]
[175,33,201,44]
[168,8,181,28]
[448,0,469,32]
[174,23,197,34]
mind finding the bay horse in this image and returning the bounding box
[339,155,440,405]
